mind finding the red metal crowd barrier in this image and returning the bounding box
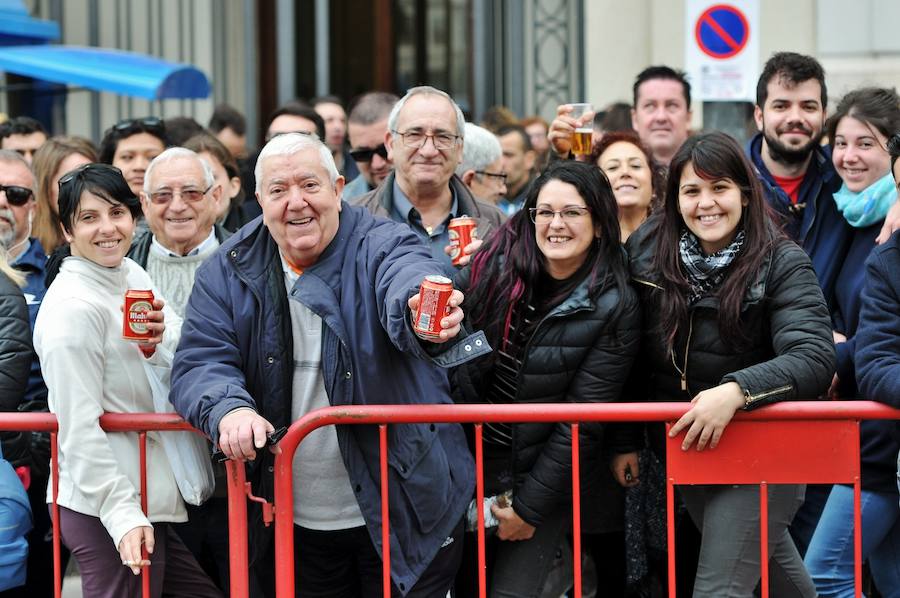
[220,401,900,598]
[0,412,201,598]
[2,402,898,597]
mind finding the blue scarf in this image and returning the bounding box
[833,172,897,228]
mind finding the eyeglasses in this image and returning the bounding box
[475,170,508,183]
[148,185,212,205]
[349,144,389,163]
[529,206,591,224]
[58,163,122,187]
[0,184,33,206]
[391,130,460,150]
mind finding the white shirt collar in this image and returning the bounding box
[150,228,218,258]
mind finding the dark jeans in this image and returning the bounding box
[59,506,222,598]
[293,520,464,598]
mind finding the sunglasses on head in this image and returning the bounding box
[0,184,33,206]
[115,116,163,130]
[349,144,388,163]
[105,116,164,137]
[58,163,123,187]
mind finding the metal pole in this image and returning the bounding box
[243,0,259,149]
[276,0,296,105]
[315,0,330,96]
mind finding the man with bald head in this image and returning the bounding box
[353,86,504,271]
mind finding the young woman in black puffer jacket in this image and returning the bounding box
[619,132,835,597]
[451,160,640,597]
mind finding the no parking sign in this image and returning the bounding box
[685,0,759,101]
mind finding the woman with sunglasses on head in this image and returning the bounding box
[621,131,834,597]
[803,87,900,598]
[99,117,169,199]
[34,164,221,598]
[451,160,640,597]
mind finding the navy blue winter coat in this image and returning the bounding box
[170,203,487,594]
[746,133,852,308]
[855,230,900,492]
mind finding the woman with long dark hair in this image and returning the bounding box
[34,164,220,597]
[452,160,640,596]
[622,131,834,597]
[804,87,900,598]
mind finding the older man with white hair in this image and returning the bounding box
[455,122,507,204]
[171,133,488,597]
[127,148,227,318]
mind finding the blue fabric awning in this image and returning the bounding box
[0,45,211,100]
[0,0,59,45]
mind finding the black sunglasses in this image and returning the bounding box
[58,163,122,187]
[349,144,388,163]
[0,184,33,206]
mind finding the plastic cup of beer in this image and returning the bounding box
[569,103,594,156]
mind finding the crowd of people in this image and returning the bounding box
[0,50,899,598]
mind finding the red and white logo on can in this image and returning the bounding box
[413,275,453,339]
[448,216,477,266]
[123,289,154,341]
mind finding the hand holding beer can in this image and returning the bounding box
[568,102,594,156]
[447,216,478,267]
[123,289,157,358]
[413,275,454,339]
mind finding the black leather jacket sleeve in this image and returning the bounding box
[0,272,32,412]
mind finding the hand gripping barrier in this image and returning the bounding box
[222,401,899,598]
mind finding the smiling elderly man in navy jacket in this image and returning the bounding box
[170,133,488,597]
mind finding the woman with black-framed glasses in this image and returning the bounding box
[451,160,640,596]
[36,163,221,597]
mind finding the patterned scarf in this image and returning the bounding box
[679,229,746,304]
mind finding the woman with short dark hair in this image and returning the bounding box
[35,164,220,597]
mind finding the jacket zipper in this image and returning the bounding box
[670,312,694,394]
[633,278,662,290]
[743,384,792,407]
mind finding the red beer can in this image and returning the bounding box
[123,289,155,342]
[448,216,478,266]
[413,275,453,339]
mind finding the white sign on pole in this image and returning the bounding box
[685,0,760,102]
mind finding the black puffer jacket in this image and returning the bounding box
[0,270,32,431]
[452,261,641,532]
[625,223,835,453]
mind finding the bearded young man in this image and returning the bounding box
[747,52,851,308]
